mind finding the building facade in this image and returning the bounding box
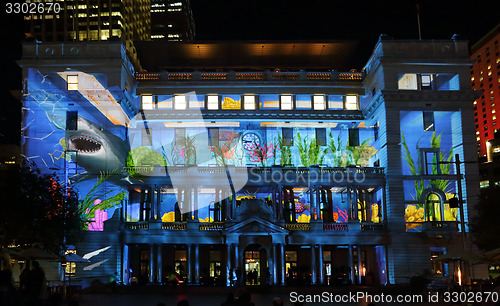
[19,37,481,286]
[150,0,195,41]
[23,0,151,67]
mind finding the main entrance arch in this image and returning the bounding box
[243,244,267,285]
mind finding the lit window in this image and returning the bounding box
[141,95,154,110]
[173,95,186,110]
[243,95,256,110]
[421,74,433,89]
[494,115,497,120]
[398,73,418,89]
[476,131,480,135]
[477,136,480,141]
[67,75,78,90]
[313,95,326,110]
[423,111,435,131]
[168,34,180,38]
[345,95,358,110]
[168,24,173,28]
[471,77,475,81]
[207,95,219,110]
[488,65,492,70]
[280,95,293,110]
[489,71,492,76]
[494,110,497,114]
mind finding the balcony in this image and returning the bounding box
[135,70,365,82]
[130,165,385,186]
[422,221,459,233]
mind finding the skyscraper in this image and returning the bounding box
[24,0,151,67]
[150,0,195,41]
[470,24,500,157]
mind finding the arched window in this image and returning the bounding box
[425,192,442,221]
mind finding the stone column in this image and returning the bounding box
[310,245,316,284]
[226,244,232,286]
[156,186,161,220]
[187,244,192,284]
[318,244,324,285]
[157,244,163,283]
[348,244,355,284]
[193,186,199,221]
[272,244,277,285]
[194,244,200,284]
[149,244,155,283]
[357,245,362,284]
[280,243,285,285]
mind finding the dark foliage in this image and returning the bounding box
[469,186,500,251]
[0,162,85,253]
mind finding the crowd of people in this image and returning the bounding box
[0,260,78,306]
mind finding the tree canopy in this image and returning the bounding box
[469,186,500,251]
[0,163,85,253]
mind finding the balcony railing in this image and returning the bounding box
[199,223,224,231]
[135,71,365,82]
[125,222,149,230]
[162,223,187,230]
[285,223,311,231]
[323,223,348,231]
[422,221,459,232]
[360,223,386,231]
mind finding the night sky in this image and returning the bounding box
[1,0,499,145]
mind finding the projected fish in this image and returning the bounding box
[66,116,130,182]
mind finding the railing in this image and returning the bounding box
[422,221,459,232]
[199,223,225,231]
[125,222,149,230]
[162,223,187,230]
[285,223,311,231]
[323,223,348,231]
[135,71,365,82]
[361,223,386,231]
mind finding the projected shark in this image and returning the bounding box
[65,116,130,183]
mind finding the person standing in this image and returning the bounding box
[24,260,46,306]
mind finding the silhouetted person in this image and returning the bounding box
[0,270,19,306]
[221,292,236,306]
[265,267,271,285]
[235,267,241,286]
[24,260,46,306]
[236,292,255,306]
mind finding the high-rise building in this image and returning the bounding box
[23,0,151,67]
[471,24,500,189]
[150,0,195,41]
[470,24,500,157]
[18,37,484,287]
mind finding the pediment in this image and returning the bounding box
[225,217,289,234]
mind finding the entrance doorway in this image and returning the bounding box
[244,245,267,285]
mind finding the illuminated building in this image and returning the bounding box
[471,24,500,188]
[23,0,151,67]
[19,37,483,286]
[150,0,195,41]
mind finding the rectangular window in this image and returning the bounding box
[345,95,359,110]
[173,95,187,110]
[207,95,219,110]
[348,128,359,146]
[313,95,326,110]
[141,95,154,110]
[328,95,344,109]
[280,94,293,110]
[423,111,435,131]
[175,128,186,146]
[208,128,219,146]
[66,111,78,130]
[316,128,327,146]
[243,95,256,110]
[398,73,418,90]
[67,75,78,90]
[282,128,293,146]
[420,74,433,89]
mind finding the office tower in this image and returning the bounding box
[150,0,195,41]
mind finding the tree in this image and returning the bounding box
[469,186,500,251]
[0,162,85,253]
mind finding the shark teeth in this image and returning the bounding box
[70,135,102,154]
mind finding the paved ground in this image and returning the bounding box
[69,285,463,306]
